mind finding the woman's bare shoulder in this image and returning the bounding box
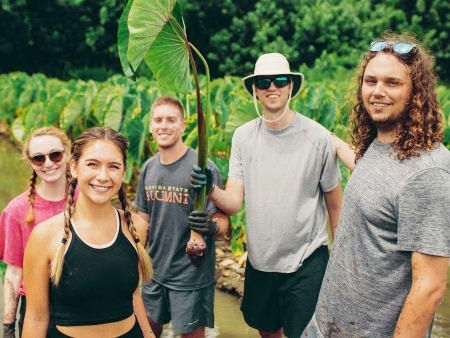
[26,212,66,261]
[30,212,66,245]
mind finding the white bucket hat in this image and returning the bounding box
[242,53,305,99]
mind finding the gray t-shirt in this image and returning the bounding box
[228,113,341,273]
[134,148,222,290]
[315,140,450,337]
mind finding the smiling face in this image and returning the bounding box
[28,135,68,185]
[362,52,412,135]
[150,103,186,150]
[255,75,293,115]
[71,139,125,206]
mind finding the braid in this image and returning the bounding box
[50,178,77,285]
[25,170,38,224]
[65,165,72,197]
[118,185,153,281]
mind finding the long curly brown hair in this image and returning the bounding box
[350,31,443,161]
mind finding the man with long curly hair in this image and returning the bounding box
[302,32,450,337]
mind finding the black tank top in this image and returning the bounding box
[50,209,139,326]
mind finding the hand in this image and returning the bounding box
[190,165,215,194]
[188,210,219,236]
[3,322,16,338]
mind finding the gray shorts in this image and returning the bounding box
[141,280,214,335]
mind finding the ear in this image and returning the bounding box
[70,160,77,179]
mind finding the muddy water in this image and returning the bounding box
[160,288,449,337]
[0,137,449,337]
[161,291,259,338]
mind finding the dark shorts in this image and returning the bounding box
[241,245,329,338]
[141,281,214,335]
[18,296,25,337]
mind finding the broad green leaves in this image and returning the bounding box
[126,0,178,72]
[118,0,136,80]
[143,21,191,93]
[2,71,450,255]
[120,0,192,93]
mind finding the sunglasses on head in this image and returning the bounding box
[254,76,290,90]
[370,41,416,54]
[29,151,64,166]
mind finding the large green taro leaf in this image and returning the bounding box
[126,0,178,71]
[144,19,191,94]
[118,0,135,80]
[60,93,85,130]
[126,0,191,93]
[44,90,70,125]
[103,95,123,131]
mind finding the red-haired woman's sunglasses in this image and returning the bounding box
[29,151,64,166]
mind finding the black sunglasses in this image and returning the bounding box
[370,41,416,54]
[254,76,290,90]
[29,151,64,166]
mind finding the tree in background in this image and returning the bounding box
[0,0,122,79]
[0,0,449,81]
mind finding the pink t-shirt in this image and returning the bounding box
[0,191,67,295]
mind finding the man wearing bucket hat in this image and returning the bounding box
[190,53,343,337]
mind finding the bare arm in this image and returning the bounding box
[211,212,230,237]
[137,211,150,245]
[3,265,21,324]
[22,226,53,338]
[130,214,155,338]
[132,288,154,338]
[393,252,449,337]
[207,177,244,216]
[331,133,356,171]
[323,183,343,239]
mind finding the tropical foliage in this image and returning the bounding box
[1,72,450,253]
[1,0,449,81]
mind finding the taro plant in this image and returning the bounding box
[117,0,213,266]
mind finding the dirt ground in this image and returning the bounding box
[214,238,246,298]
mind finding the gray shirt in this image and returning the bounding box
[135,148,222,290]
[316,140,450,337]
[228,113,341,273]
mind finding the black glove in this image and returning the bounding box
[3,322,16,338]
[188,210,219,236]
[190,165,215,194]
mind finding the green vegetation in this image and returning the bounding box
[1,0,449,81]
[1,71,449,254]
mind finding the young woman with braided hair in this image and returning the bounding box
[0,126,72,338]
[22,126,154,338]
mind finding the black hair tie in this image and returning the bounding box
[61,238,67,244]
[134,237,140,244]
